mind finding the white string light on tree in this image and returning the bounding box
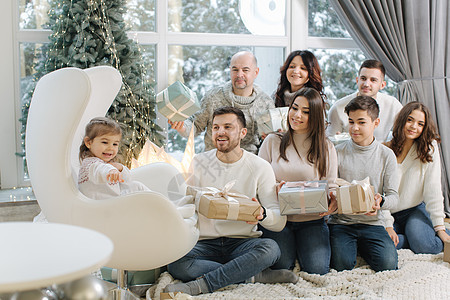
[21,0,164,169]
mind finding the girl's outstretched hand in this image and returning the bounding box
[106,169,123,184]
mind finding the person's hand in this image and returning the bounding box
[365,193,382,216]
[109,162,124,172]
[106,169,123,184]
[320,192,338,217]
[168,120,186,134]
[276,181,286,195]
[437,229,450,243]
[386,227,399,246]
[246,197,263,225]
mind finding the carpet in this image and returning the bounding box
[146,249,450,299]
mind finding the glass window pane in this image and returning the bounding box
[308,0,350,38]
[125,0,155,31]
[166,45,285,154]
[138,44,156,87]
[168,0,286,36]
[313,48,397,108]
[19,42,48,179]
[19,0,50,29]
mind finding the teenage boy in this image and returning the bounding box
[164,107,296,296]
[328,96,399,272]
[327,59,402,142]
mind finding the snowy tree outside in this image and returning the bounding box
[17,0,398,176]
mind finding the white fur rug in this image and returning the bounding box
[147,249,450,299]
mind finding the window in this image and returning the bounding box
[3,0,393,188]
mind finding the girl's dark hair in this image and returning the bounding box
[79,117,122,162]
[275,50,325,107]
[279,87,329,178]
[389,102,440,163]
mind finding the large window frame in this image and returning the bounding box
[1,0,358,189]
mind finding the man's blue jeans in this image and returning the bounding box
[167,237,280,293]
[260,218,330,275]
[329,223,398,272]
[393,202,449,254]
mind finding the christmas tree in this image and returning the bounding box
[20,0,164,167]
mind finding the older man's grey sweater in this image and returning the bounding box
[181,81,274,153]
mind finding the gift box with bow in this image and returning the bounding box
[329,132,351,146]
[257,107,289,135]
[156,80,200,122]
[336,177,375,214]
[278,180,328,215]
[186,180,261,222]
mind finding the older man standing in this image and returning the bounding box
[169,51,274,153]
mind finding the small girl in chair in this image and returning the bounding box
[78,117,149,199]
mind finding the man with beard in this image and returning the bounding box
[169,51,274,154]
[326,59,402,142]
[164,107,297,296]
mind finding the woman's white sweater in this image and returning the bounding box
[383,141,445,228]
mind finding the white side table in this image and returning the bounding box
[0,222,113,293]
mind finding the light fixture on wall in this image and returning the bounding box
[239,0,286,36]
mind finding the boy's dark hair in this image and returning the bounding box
[212,106,246,128]
[359,59,386,78]
[344,96,380,121]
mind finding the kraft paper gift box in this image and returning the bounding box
[186,181,261,222]
[257,107,289,135]
[336,177,376,215]
[444,240,450,263]
[278,180,328,215]
[156,80,200,122]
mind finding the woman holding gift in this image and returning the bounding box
[383,102,450,253]
[259,87,338,275]
[273,50,325,108]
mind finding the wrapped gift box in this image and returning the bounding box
[156,80,200,122]
[257,107,289,135]
[278,180,328,215]
[336,177,375,214]
[444,240,450,263]
[186,182,261,222]
[329,132,351,146]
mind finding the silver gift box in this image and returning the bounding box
[278,180,328,215]
[257,107,289,135]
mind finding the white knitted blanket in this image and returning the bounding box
[147,249,450,299]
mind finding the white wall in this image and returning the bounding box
[0,0,19,189]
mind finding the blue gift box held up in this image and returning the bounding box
[156,80,201,122]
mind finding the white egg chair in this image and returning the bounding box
[25,66,198,299]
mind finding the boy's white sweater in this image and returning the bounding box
[327,91,403,142]
[187,149,286,240]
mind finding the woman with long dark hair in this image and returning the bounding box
[259,87,337,274]
[274,50,325,108]
[384,101,450,253]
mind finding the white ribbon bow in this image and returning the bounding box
[156,82,197,120]
[197,180,249,220]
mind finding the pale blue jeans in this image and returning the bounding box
[393,202,449,254]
